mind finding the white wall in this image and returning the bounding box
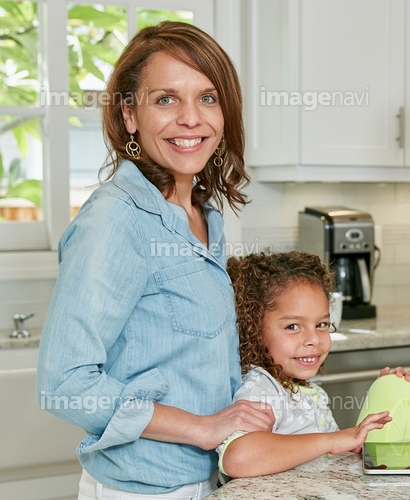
[1,181,409,332]
[0,278,55,333]
[236,179,410,306]
[0,252,57,332]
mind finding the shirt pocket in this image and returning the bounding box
[154,259,229,338]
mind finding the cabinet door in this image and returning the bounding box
[300,0,405,167]
[243,0,299,167]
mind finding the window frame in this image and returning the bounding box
[0,0,214,259]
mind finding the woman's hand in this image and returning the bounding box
[378,366,410,381]
[329,411,392,456]
[142,400,274,451]
[199,400,275,450]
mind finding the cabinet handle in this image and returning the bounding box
[313,367,410,385]
[396,106,405,148]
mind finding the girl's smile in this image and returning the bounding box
[261,282,332,381]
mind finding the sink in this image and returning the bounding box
[0,347,84,472]
[340,328,376,335]
[330,332,348,341]
[0,346,39,370]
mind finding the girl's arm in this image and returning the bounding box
[221,411,391,478]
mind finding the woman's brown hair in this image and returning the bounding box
[227,251,334,391]
[101,21,249,213]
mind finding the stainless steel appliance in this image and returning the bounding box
[298,206,377,320]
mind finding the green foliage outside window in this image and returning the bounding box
[0,2,192,213]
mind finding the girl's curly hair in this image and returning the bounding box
[227,250,334,392]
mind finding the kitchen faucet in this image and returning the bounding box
[9,313,35,339]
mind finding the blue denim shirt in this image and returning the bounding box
[36,160,241,494]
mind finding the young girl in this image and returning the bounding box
[217,250,393,478]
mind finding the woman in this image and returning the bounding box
[36,21,273,499]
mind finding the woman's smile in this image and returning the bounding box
[166,137,204,149]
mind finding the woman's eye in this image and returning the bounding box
[201,94,217,104]
[157,96,174,105]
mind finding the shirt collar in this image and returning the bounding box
[112,160,225,262]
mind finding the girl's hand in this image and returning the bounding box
[329,411,391,456]
[199,400,275,450]
[378,366,410,381]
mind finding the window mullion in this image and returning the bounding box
[42,0,71,250]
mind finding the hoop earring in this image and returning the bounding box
[213,145,224,167]
[126,134,141,159]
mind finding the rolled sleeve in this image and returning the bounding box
[77,369,169,453]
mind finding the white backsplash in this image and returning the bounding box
[0,279,55,334]
[0,251,58,332]
[239,180,410,306]
[0,181,409,332]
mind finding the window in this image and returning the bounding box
[0,0,213,252]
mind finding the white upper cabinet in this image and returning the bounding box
[244,0,410,182]
[241,0,299,168]
[300,0,405,167]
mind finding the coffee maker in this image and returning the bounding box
[298,206,377,320]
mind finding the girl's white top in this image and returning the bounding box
[217,366,339,474]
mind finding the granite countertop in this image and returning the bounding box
[330,304,410,352]
[208,453,410,500]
